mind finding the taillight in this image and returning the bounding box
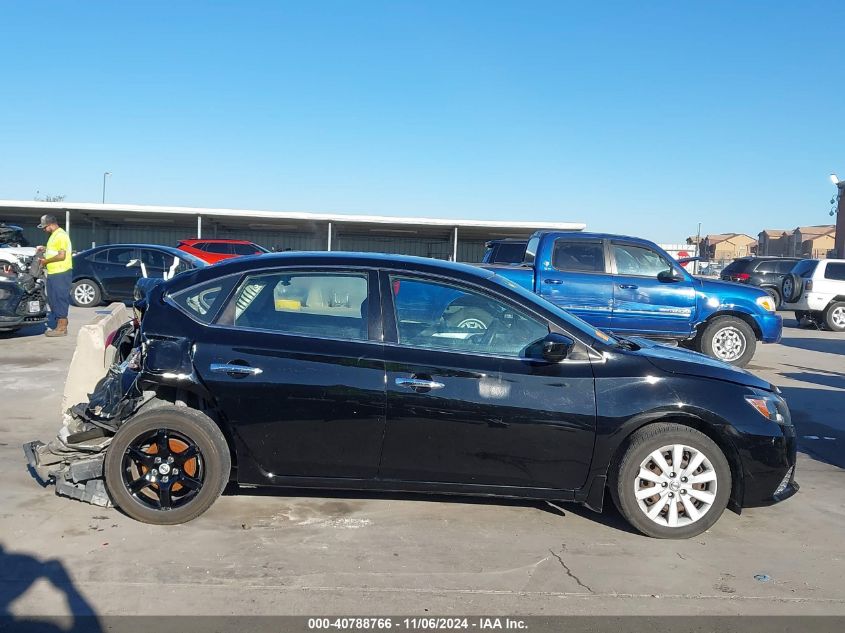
[731,273,751,282]
[805,279,813,291]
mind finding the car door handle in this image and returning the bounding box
[618,283,639,289]
[395,377,445,390]
[543,279,563,285]
[210,363,263,376]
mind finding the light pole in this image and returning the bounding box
[102,171,112,204]
[693,222,702,275]
[832,174,845,258]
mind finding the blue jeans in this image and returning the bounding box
[46,270,72,319]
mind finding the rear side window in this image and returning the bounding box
[553,241,605,272]
[792,260,818,278]
[108,247,136,265]
[775,260,798,274]
[824,263,845,281]
[222,272,369,340]
[230,243,260,256]
[203,243,230,254]
[754,260,779,273]
[169,276,238,324]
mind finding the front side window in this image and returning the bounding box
[390,276,548,357]
[140,249,170,269]
[222,271,369,340]
[612,243,672,277]
[553,240,605,273]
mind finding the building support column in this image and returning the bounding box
[327,222,333,251]
[65,210,70,236]
[91,218,96,248]
[835,182,845,258]
[197,215,202,239]
[452,226,458,262]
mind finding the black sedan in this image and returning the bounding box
[70,244,206,307]
[29,253,797,538]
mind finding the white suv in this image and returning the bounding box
[781,259,845,331]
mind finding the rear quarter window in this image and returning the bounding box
[168,276,238,324]
[824,262,845,281]
[792,260,819,278]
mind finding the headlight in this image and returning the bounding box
[745,390,791,425]
[756,295,776,312]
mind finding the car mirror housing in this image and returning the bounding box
[538,333,575,363]
[657,269,683,283]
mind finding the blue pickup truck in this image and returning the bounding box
[474,232,781,366]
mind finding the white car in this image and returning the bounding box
[781,259,845,331]
[0,245,37,269]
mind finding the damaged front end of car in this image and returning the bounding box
[0,252,48,333]
[23,307,204,507]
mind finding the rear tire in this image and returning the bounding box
[824,302,845,332]
[71,279,102,307]
[696,316,756,367]
[104,405,231,525]
[610,423,731,539]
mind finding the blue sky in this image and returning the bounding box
[0,1,842,242]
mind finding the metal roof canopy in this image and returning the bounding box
[0,200,584,260]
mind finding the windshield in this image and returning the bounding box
[489,272,618,346]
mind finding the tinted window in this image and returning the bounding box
[170,276,238,324]
[824,263,845,281]
[776,260,799,274]
[720,259,751,276]
[107,248,136,265]
[793,260,818,278]
[91,249,111,263]
[203,243,231,254]
[390,276,548,357]
[230,243,261,256]
[140,249,170,269]
[553,241,605,272]
[187,242,207,251]
[612,244,672,277]
[224,272,369,340]
[491,242,527,264]
[754,260,779,273]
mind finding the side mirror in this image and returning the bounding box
[540,333,575,363]
[657,269,683,283]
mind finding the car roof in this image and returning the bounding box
[165,251,497,292]
[530,230,667,247]
[179,239,256,245]
[77,243,207,265]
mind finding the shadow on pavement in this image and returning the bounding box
[778,381,845,470]
[0,323,47,339]
[0,542,101,632]
[779,336,845,356]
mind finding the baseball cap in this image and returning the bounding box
[37,214,57,229]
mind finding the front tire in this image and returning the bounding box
[104,405,231,525]
[764,287,781,309]
[71,279,102,307]
[610,423,732,539]
[696,316,756,367]
[824,301,845,332]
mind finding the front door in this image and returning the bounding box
[191,268,387,482]
[609,241,696,336]
[379,273,596,491]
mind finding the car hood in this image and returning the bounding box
[628,337,773,391]
[697,276,767,299]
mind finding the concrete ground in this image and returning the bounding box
[1,306,843,617]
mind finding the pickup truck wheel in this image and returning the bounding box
[104,405,231,525]
[446,307,492,331]
[697,316,756,367]
[610,423,731,539]
[824,302,845,332]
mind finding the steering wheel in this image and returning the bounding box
[474,318,506,350]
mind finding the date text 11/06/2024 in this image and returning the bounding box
[307,617,528,630]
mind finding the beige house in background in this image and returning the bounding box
[790,225,835,258]
[687,233,757,261]
[757,229,790,256]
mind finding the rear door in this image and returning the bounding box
[536,238,613,328]
[190,267,387,482]
[95,247,140,298]
[379,272,596,490]
[609,241,696,336]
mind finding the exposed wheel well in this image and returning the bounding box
[608,417,745,513]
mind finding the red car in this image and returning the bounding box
[177,239,269,264]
